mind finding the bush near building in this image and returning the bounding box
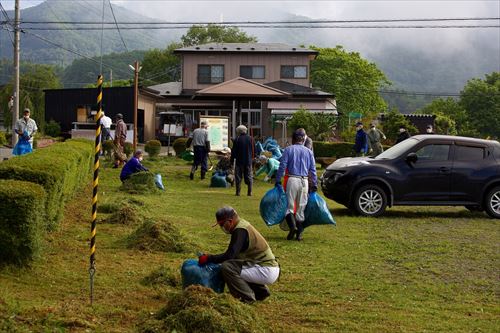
[145,140,162,158]
[172,138,189,156]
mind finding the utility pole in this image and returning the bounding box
[110,69,113,87]
[11,0,20,146]
[132,61,139,150]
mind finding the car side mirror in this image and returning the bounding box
[406,152,418,164]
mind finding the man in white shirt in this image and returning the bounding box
[100,111,112,141]
[14,108,38,148]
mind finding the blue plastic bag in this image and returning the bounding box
[12,136,32,156]
[181,259,225,293]
[154,173,165,190]
[210,171,228,188]
[260,184,288,226]
[303,192,336,228]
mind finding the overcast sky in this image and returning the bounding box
[3,0,499,20]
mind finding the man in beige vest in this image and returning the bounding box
[198,206,280,303]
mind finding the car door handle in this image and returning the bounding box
[439,167,450,173]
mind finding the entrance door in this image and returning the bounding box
[138,109,144,143]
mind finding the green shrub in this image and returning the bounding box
[102,140,114,159]
[0,140,93,230]
[145,140,161,158]
[313,141,355,158]
[0,179,46,266]
[124,142,133,157]
[44,120,61,138]
[172,138,188,156]
[0,131,6,146]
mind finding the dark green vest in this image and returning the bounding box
[235,219,278,267]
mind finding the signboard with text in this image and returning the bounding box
[199,116,229,152]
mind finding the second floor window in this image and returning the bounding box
[240,66,265,79]
[198,65,224,84]
[281,65,307,79]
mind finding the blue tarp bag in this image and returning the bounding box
[210,171,228,188]
[12,132,32,156]
[154,173,165,190]
[181,259,225,293]
[260,184,288,226]
[303,192,336,228]
[255,141,264,156]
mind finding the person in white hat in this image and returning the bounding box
[214,147,234,186]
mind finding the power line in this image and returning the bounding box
[108,0,128,52]
[18,24,500,30]
[21,29,131,77]
[14,17,500,25]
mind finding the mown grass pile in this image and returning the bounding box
[141,265,181,287]
[145,285,263,333]
[103,204,141,225]
[126,219,194,253]
[120,172,157,194]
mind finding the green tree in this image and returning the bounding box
[310,46,390,123]
[459,72,500,139]
[141,43,182,86]
[84,79,132,88]
[287,108,337,141]
[382,109,418,144]
[181,24,257,46]
[1,63,61,132]
[418,97,468,135]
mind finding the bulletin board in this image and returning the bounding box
[199,116,229,152]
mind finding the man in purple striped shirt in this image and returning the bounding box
[275,130,318,241]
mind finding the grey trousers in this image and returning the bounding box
[221,260,274,303]
[286,176,309,221]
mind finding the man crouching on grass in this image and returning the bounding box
[120,150,148,182]
[198,206,280,304]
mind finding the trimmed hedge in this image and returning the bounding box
[145,140,161,158]
[313,141,355,158]
[0,179,46,265]
[172,138,188,156]
[0,139,93,230]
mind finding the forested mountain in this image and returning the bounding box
[0,0,177,66]
[0,0,498,110]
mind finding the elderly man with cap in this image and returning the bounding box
[198,206,280,303]
[120,150,148,182]
[100,111,113,141]
[275,129,318,241]
[231,125,254,196]
[367,122,386,156]
[113,113,127,168]
[14,108,37,148]
[188,120,210,180]
[214,147,234,186]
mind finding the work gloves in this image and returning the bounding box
[263,176,270,182]
[275,181,282,187]
[198,254,209,265]
[310,185,318,193]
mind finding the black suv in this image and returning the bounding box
[321,135,500,218]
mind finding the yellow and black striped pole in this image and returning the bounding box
[90,75,103,305]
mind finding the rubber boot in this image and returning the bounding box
[247,183,252,196]
[285,214,297,240]
[296,220,304,241]
[236,183,241,196]
[190,165,196,180]
[201,170,206,180]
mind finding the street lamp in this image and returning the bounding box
[129,61,142,150]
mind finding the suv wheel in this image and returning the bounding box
[353,184,387,217]
[485,186,500,219]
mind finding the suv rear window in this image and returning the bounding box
[455,145,485,161]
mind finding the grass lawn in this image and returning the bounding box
[1,156,499,332]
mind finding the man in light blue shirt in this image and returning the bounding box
[275,129,317,241]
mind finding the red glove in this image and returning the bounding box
[198,254,209,265]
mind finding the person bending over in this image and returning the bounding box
[198,206,280,304]
[120,150,148,182]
